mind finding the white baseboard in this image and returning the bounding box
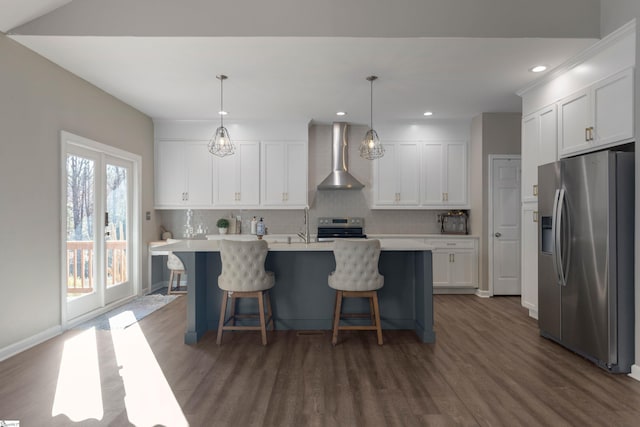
[65,295,137,329]
[0,326,62,362]
[433,287,478,295]
[629,364,640,382]
[475,289,491,298]
[528,309,539,320]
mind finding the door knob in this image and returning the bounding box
[495,232,502,237]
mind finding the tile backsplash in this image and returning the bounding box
[158,205,449,239]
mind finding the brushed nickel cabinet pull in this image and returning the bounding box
[533,211,538,223]
[533,185,538,197]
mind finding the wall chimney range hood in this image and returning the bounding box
[317,122,365,190]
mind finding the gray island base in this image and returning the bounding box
[156,240,435,344]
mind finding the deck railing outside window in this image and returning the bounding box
[66,241,127,295]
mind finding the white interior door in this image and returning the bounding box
[64,138,135,321]
[491,157,522,295]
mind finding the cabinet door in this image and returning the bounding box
[236,142,260,206]
[184,143,212,207]
[521,203,539,317]
[374,143,399,205]
[155,141,186,207]
[432,251,451,287]
[262,142,286,205]
[284,142,308,206]
[422,142,444,205]
[558,90,590,156]
[592,68,634,147]
[538,105,557,166]
[213,153,238,206]
[397,143,420,205]
[521,113,539,203]
[558,89,591,157]
[444,141,467,206]
[214,141,260,207]
[450,251,476,287]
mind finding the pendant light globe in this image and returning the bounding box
[208,74,236,157]
[360,75,385,160]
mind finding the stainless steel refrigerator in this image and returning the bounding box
[538,150,634,373]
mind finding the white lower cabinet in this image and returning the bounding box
[427,238,478,291]
[520,202,538,318]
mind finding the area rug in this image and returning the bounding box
[74,294,180,331]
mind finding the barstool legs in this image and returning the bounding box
[217,290,273,346]
[331,290,383,346]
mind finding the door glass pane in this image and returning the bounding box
[66,155,96,300]
[106,163,128,287]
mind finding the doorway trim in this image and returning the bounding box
[60,131,142,328]
[487,154,521,297]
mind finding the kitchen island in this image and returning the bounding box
[152,239,435,344]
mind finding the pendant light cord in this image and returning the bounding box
[366,75,377,131]
[219,75,224,128]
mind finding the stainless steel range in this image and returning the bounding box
[316,217,366,241]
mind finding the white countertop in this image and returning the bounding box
[151,238,433,253]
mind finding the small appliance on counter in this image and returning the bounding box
[439,210,468,234]
[317,217,366,241]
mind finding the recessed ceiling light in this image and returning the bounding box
[423,111,433,116]
[218,110,228,115]
[530,65,547,73]
[336,111,347,116]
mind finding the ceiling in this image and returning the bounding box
[4,1,598,126]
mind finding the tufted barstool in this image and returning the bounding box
[217,239,275,346]
[166,239,187,295]
[329,239,384,345]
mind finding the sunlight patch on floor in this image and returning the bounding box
[52,327,103,422]
[109,311,188,427]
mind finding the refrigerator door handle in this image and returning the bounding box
[556,188,568,286]
[551,189,561,285]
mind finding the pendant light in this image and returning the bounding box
[360,75,385,160]
[208,74,235,157]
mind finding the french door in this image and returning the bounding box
[64,134,136,321]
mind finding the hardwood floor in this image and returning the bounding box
[2,295,640,426]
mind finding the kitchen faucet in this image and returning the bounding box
[297,207,311,244]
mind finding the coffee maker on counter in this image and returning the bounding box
[438,210,468,234]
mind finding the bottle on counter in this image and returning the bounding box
[256,217,265,238]
[251,216,257,235]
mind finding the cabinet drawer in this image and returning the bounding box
[428,239,475,250]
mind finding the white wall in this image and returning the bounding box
[469,113,522,291]
[600,2,640,380]
[0,35,155,355]
[11,0,600,38]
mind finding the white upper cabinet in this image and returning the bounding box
[558,68,634,157]
[422,140,468,208]
[213,141,260,207]
[521,104,557,203]
[373,140,468,209]
[521,113,540,203]
[443,141,468,206]
[155,140,212,208]
[373,142,420,207]
[261,141,308,208]
[538,105,558,166]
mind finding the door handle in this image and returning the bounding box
[494,232,501,237]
